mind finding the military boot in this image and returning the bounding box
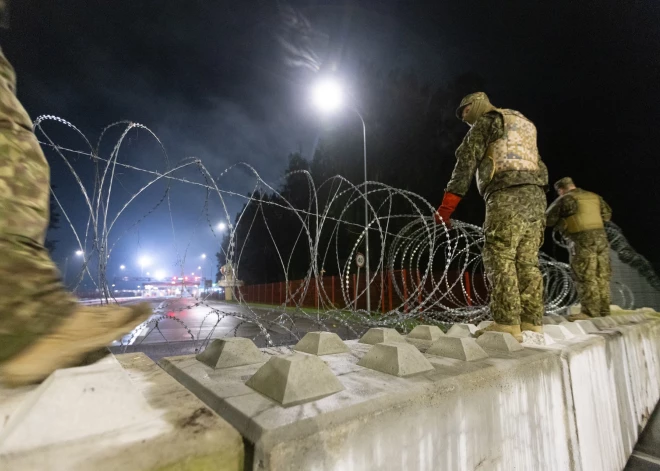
[475,322,522,342]
[0,303,151,387]
[566,313,591,321]
[520,322,543,334]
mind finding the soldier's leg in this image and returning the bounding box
[516,219,545,328]
[570,245,600,317]
[482,209,524,325]
[597,238,612,316]
[0,49,150,385]
[0,87,81,362]
[0,236,78,363]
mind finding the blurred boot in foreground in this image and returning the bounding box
[0,47,151,387]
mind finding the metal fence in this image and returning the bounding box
[236,270,487,313]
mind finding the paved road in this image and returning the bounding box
[625,402,660,470]
[113,296,363,351]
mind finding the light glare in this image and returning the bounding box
[312,80,343,113]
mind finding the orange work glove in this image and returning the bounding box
[434,192,462,228]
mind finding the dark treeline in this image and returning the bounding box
[216,64,491,284]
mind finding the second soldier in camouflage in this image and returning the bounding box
[546,177,613,319]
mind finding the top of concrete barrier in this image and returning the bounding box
[196,337,266,369]
[294,332,350,355]
[446,323,478,338]
[0,353,243,471]
[407,325,445,341]
[156,316,660,471]
[158,338,559,454]
[359,327,406,344]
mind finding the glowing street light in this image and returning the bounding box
[311,77,371,312]
[139,256,150,276]
[154,270,165,280]
[312,79,343,113]
[201,254,206,259]
[217,222,227,232]
[120,265,125,270]
[64,250,85,287]
[198,266,202,270]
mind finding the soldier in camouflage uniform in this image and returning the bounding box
[546,177,612,320]
[0,45,151,386]
[435,92,548,342]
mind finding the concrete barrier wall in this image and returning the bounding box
[533,319,660,470]
[160,311,660,471]
[0,353,244,471]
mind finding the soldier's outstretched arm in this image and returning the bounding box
[600,196,612,222]
[545,200,562,227]
[445,114,499,196]
[546,195,577,227]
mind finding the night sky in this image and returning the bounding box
[2,0,660,286]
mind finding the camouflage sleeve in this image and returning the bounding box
[545,194,577,227]
[600,196,612,222]
[0,47,33,131]
[537,159,549,191]
[445,113,501,196]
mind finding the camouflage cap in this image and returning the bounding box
[455,92,490,120]
[554,177,575,191]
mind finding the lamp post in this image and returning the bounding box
[201,254,207,291]
[312,79,371,312]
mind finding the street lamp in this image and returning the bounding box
[217,222,227,232]
[312,80,343,112]
[139,256,150,277]
[120,264,125,270]
[64,249,85,287]
[312,78,371,312]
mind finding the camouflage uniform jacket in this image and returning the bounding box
[0,49,33,132]
[546,188,612,239]
[446,110,548,200]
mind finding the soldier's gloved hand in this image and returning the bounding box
[434,192,462,228]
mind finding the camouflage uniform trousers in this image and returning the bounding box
[482,184,546,325]
[569,229,611,317]
[0,49,78,364]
